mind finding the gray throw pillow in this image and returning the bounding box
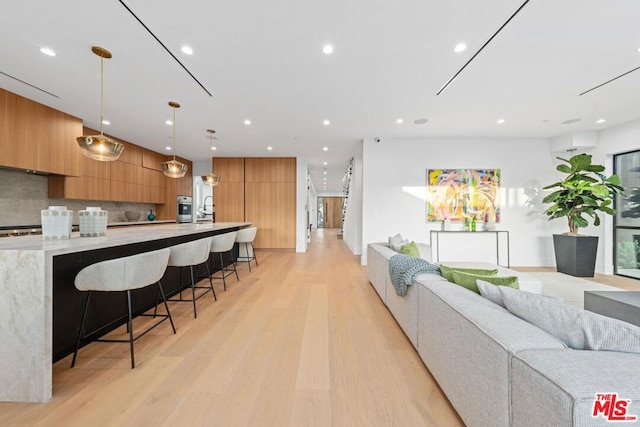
[477,279,563,308]
[388,233,404,250]
[476,279,506,307]
[499,286,640,354]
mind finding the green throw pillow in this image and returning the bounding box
[450,271,519,294]
[439,265,499,282]
[400,241,420,258]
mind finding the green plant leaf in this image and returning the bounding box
[607,175,622,185]
[573,216,588,228]
[557,164,573,174]
[569,154,592,171]
[585,164,605,173]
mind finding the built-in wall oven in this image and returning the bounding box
[177,196,192,223]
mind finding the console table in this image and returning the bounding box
[584,291,640,327]
[429,230,510,267]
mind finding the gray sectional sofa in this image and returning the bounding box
[367,242,640,427]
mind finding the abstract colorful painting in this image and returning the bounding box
[426,169,500,223]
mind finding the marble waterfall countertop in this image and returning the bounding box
[0,221,250,403]
[0,222,249,253]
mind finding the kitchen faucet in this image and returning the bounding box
[203,196,214,215]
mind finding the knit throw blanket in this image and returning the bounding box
[388,254,441,296]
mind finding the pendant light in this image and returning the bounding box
[76,46,124,161]
[161,101,188,178]
[201,129,220,186]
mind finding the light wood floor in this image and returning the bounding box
[0,229,464,427]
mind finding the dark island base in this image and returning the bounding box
[53,227,241,363]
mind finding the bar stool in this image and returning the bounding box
[166,237,215,318]
[71,248,175,369]
[210,231,239,291]
[235,227,258,271]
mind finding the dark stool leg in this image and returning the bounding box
[126,290,135,369]
[219,252,227,291]
[157,281,176,334]
[246,243,252,272]
[251,242,258,266]
[190,266,197,318]
[71,291,92,368]
[204,260,217,301]
[229,251,239,281]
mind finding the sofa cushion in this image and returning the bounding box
[499,286,640,354]
[451,271,519,294]
[388,233,409,252]
[400,241,420,258]
[439,264,498,282]
[477,279,562,308]
[511,349,640,427]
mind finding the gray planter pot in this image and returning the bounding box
[553,234,598,277]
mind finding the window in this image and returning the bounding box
[614,150,640,278]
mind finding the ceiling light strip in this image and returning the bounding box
[436,0,531,96]
[117,0,213,97]
[0,71,59,98]
[579,65,640,96]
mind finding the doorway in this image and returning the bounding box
[318,197,343,229]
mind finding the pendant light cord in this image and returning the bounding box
[172,106,177,161]
[99,56,104,136]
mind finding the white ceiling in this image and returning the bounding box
[2,1,640,193]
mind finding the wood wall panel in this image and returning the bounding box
[245,158,275,182]
[213,182,245,222]
[274,182,296,248]
[49,176,111,201]
[274,158,296,183]
[245,182,275,248]
[213,157,245,182]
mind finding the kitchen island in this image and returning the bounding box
[0,222,250,403]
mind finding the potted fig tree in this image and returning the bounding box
[543,153,624,276]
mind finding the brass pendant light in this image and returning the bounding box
[161,101,188,178]
[76,46,124,161]
[201,129,220,186]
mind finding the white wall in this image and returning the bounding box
[343,150,363,255]
[361,137,566,266]
[589,118,640,274]
[296,158,308,252]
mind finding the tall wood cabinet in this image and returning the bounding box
[213,157,296,250]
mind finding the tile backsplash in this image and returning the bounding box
[0,168,156,226]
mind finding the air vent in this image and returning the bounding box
[0,71,59,98]
[561,118,582,125]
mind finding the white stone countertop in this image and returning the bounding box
[0,222,251,254]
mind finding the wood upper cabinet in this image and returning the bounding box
[142,149,166,171]
[0,88,83,176]
[213,158,245,222]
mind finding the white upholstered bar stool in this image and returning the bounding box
[71,248,175,369]
[209,231,239,291]
[166,237,215,318]
[235,227,258,271]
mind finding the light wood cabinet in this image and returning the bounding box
[142,150,165,171]
[0,88,83,176]
[214,157,296,249]
[213,158,245,222]
[49,176,111,201]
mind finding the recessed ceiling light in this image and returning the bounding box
[323,171,327,175]
[40,47,56,57]
[454,43,467,53]
[211,146,217,150]
[414,118,429,125]
[102,120,110,125]
[267,146,273,151]
[165,146,172,151]
[596,118,606,124]
[323,162,328,165]
[497,118,505,124]
[244,119,251,125]
[181,46,193,55]
[323,147,328,151]
[166,120,173,125]
[323,119,331,126]
[396,118,403,124]
[323,44,333,54]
